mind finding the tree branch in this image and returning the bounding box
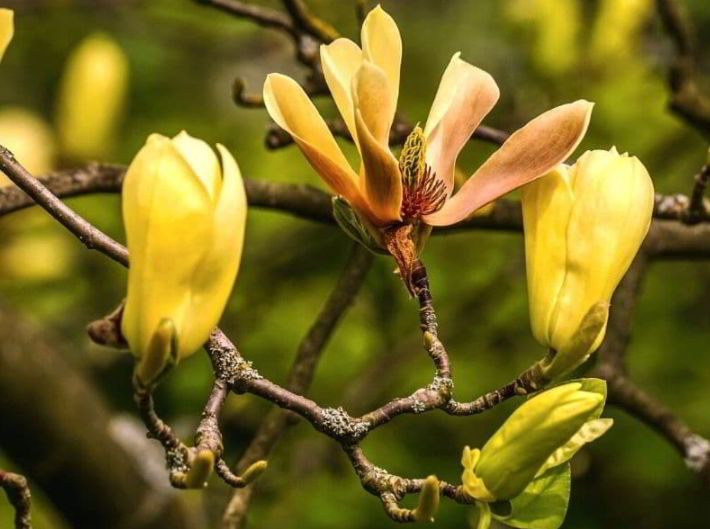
[0,471,32,529]
[221,243,373,529]
[1,161,708,262]
[656,0,710,138]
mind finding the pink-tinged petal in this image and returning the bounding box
[320,39,363,149]
[351,62,402,226]
[263,73,370,215]
[424,100,593,227]
[361,5,402,114]
[424,53,500,194]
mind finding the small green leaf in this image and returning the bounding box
[493,463,571,529]
[332,197,387,255]
[536,418,613,476]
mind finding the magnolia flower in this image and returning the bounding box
[522,148,654,379]
[0,8,12,62]
[122,132,246,386]
[56,33,129,160]
[263,5,592,238]
[461,380,612,502]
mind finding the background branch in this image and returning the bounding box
[222,243,373,529]
[656,0,710,137]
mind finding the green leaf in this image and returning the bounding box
[493,463,571,529]
[331,197,387,255]
[536,418,613,476]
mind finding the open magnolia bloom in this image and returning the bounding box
[263,5,593,262]
[122,132,247,387]
[462,380,612,529]
[1,8,13,62]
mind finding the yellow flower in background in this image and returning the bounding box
[0,107,56,185]
[0,8,12,61]
[121,132,247,386]
[56,32,129,161]
[589,0,652,63]
[506,0,580,74]
[264,5,592,233]
[522,148,654,379]
[462,381,612,502]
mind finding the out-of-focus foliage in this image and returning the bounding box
[0,1,709,528]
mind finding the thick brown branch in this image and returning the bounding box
[2,161,707,262]
[0,471,32,529]
[590,250,710,484]
[0,309,199,529]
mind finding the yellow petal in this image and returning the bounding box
[425,100,593,227]
[263,74,368,213]
[361,5,402,112]
[352,61,395,145]
[424,53,500,194]
[121,134,215,362]
[521,165,574,347]
[547,149,654,353]
[352,62,402,225]
[320,39,363,149]
[171,131,222,201]
[177,144,247,356]
[0,8,13,62]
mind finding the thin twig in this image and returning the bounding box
[0,147,128,265]
[221,244,373,529]
[195,0,298,38]
[281,0,339,42]
[0,471,32,529]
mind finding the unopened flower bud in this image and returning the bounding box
[522,148,654,378]
[462,381,609,501]
[56,33,128,160]
[122,131,247,385]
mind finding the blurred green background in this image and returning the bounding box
[1,0,709,528]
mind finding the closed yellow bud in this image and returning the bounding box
[463,382,606,500]
[522,148,654,378]
[0,107,56,185]
[56,33,128,160]
[121,132,247,385]
[0,8,13,62]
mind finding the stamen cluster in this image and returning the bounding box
[399,126,447,220]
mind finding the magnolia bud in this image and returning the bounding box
[463,381,607,500]
[0,108,56,185]
[122,132,247,385]
[56,33,128,160]
[522,148,654,378]
[0,8,13,61]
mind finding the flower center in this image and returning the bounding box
[399,125,446,221]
